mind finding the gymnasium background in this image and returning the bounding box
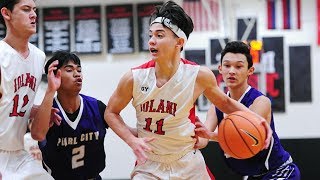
[1,0,319,179]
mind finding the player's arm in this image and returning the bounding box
[204,104,219,141]
[249,96,272,124]
[194,104,219,149]
[104,71,136,142]
[196,66,272,148]
[196,66,249,114]
[31,60,61,141]
[105,71,153,164]
[99,99,137,136]
[249,95,273,149]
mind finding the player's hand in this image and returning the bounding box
[129,137,155,165]
[49,108,62,127]
[260,119,273,149]
[194,116,216,140]
[194,137,209,149]
[47,60,61,92]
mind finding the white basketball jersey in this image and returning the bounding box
[0,40,45,151]
[132,59,199,162]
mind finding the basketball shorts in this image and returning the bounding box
[131,149,211,180]
[247,162,300,180]
[0,149,53,180]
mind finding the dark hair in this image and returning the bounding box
[0,0,21,26]
[220,41,253,68]
[150,1,194,39]
[44,51,81,75]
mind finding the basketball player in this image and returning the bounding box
[0,0,53,179]
[194,41,300,179]
[30,51,130,179]
[105,1,272,179]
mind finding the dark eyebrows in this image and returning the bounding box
[149,29,166,33]
[63,64,81,68]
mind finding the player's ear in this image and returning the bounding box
[248,66,255,76]
[1,7,11,21]
[218,64,222,74]
[176,37,184,49]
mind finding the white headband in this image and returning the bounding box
[150,17,188,47]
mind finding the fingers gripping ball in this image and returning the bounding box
[218,111,266,159]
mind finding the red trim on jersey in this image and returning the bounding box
[132,58,198,70]
[181,58,198,65]
[132,60,156,70]
[206,166,216,180]
[188,105,196,124]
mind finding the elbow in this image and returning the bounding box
[30,130,46,141]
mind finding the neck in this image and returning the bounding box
[3,33,30,58]
[228,84,250,101]
[57,93,81,113]
[155,54,181,80]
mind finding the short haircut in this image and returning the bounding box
[0,0,21,26]
[150,0,194,40]
[44,51,81,75]
[220,41,253,68]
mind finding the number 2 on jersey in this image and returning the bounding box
[72,145,85,169]
[143,118,165,135]
[9,94,29,117]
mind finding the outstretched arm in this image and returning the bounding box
[31,60,62,141]
[194,104,219,149]
[196,66,272,149]
[104,71,153,165]
[249,96,273,149]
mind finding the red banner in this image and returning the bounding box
[183,0,220,31]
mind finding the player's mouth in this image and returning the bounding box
[227,76,236,82]
[31,21,36,27]
[75,78,82,85]
[149,48,158,54]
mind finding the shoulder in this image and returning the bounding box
[28,43,46,66]
[249,90,272,115]
[80,94,97,102]
[181,58,198,65]
[120,70,134,84]
[252,95,271,107]
[196,66,217,85]
[79,94,107,106]
[248,88,270,105]
[29,43,45,57]
[132,60,155,70]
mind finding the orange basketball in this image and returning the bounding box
[218,111,266,159]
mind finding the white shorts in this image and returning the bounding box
[0,149,53,180]
[131,149,211,180]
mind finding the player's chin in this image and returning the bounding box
[74,85,82,92]
[225,82,237,88]
[150,56,157,61]
[28,25,37,32]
